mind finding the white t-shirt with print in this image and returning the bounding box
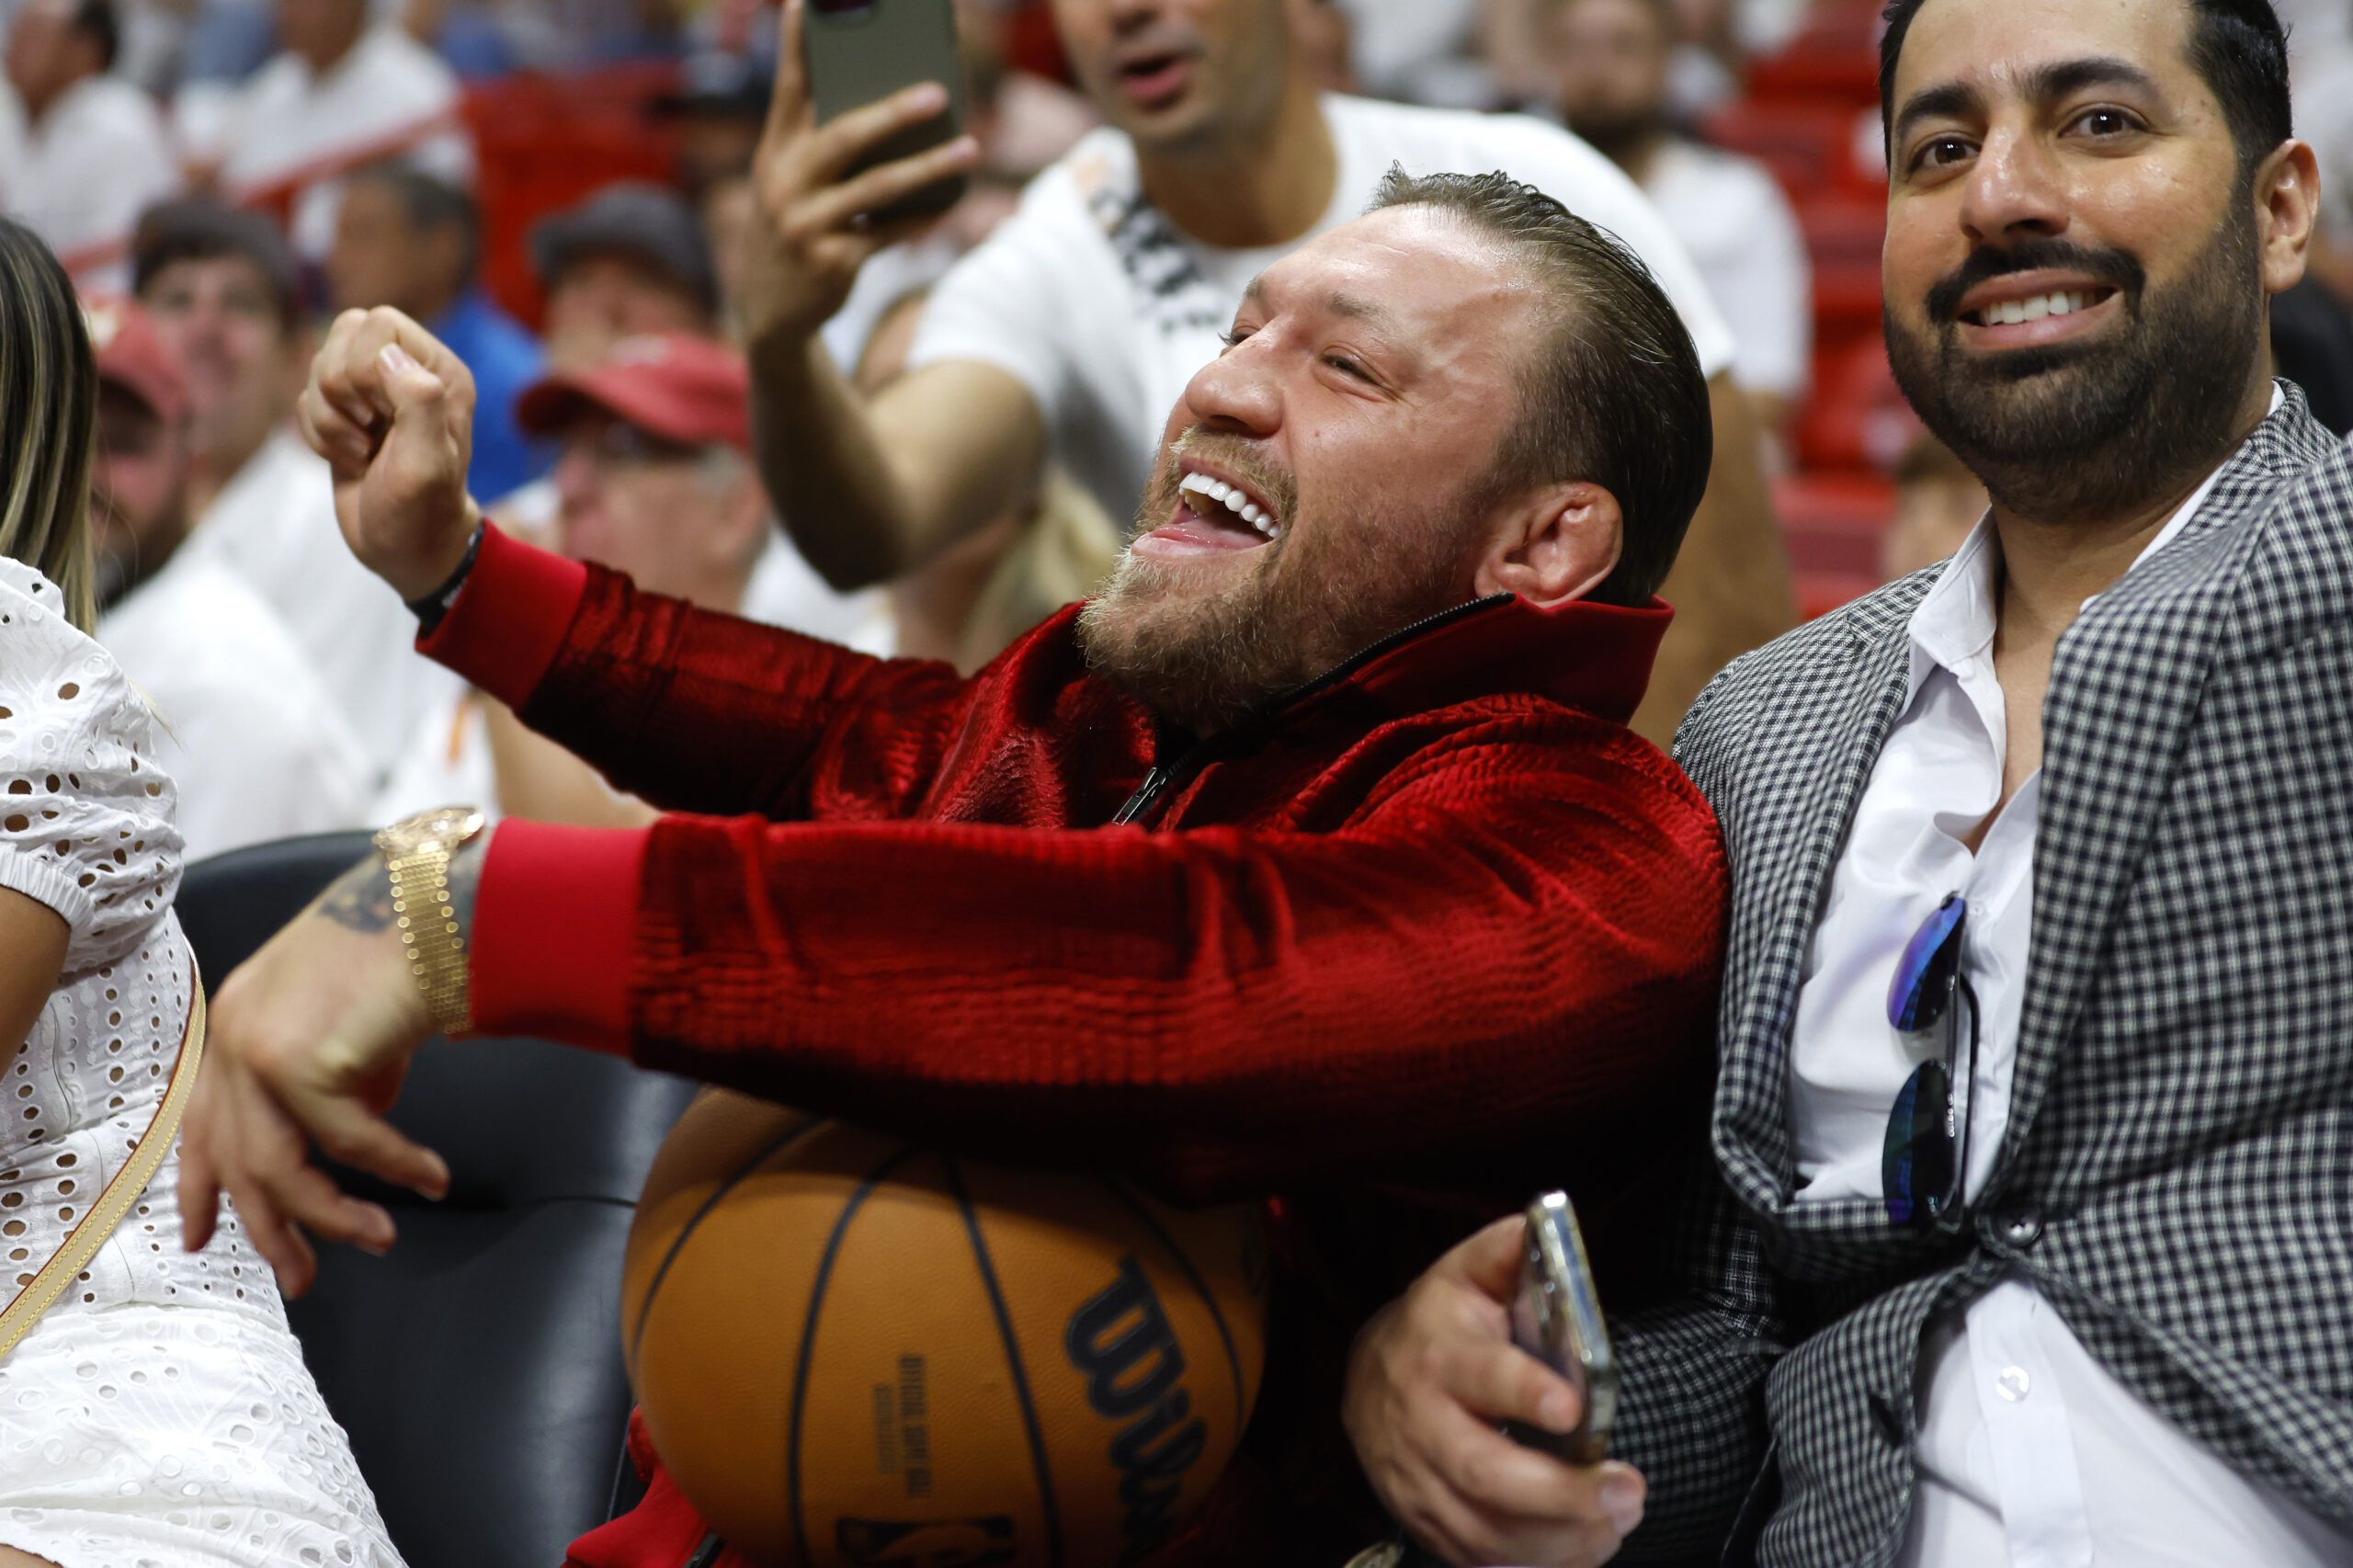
[908,93,1737,534]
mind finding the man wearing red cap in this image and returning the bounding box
[83,296,370,860]
[375,333,878,824]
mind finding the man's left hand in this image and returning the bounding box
[178,853,459,1296]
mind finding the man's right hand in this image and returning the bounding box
[740,0,982,353]
[1344,1217,1648,1567]
[299,306,481,601]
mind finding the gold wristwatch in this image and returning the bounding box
[372,805,489,1037]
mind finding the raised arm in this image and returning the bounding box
[739,0,1044,590]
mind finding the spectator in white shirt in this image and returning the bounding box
[1,0,177,284]
[1546,0,1812,441]
[177,0,471,258]
[83,294,369,860]
[132,199,458,785]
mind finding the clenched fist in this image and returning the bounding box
[298,305,482,601]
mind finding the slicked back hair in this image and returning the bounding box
[1879,0,2292,177]
[1367,166,1711,608]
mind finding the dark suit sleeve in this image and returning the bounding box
[1608,1145,1787,1562]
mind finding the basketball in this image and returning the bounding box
[622,1091,1272,1567]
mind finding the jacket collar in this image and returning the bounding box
[1304,591,1672,729]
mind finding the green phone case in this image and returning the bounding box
[803,0,971,223]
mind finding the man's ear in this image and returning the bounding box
[2257,139,2321,299]
[1473,481,1622,608]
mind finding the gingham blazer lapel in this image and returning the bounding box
[1992,388,2336,1178]
[1711,588,1925,1214]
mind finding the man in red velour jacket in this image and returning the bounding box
[181,168,1727,1562]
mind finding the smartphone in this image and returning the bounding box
[1506,1190,1616,1464]
[803,0,970,223]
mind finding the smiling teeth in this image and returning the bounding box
[1978,290,2096,326]
[1178,471,1281,537]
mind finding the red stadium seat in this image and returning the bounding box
[1777,472,1894,619]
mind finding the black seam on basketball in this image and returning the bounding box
[1097,1176,1248,1424]
[789,1141,925,1568]
[944,1153,1068,1568]
[628,1112,826,1374]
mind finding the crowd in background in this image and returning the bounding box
[13,0,2353,862]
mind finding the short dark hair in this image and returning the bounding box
[347,161,483,283]
[69,0,118,72]
[1366,166,1712,608]
[1879,0,2291,176]
[131,199,302,329]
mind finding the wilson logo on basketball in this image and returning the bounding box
[1063,1255,1210,1562]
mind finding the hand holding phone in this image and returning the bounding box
[1506,1190,1616,1465]
[738,0,981,350]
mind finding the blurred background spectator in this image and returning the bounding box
[1880,425,1984,583]
[177,0,472,257]
[2,0,176,281]
[326,159,548,499]
[85,292,370,857]
[132,198,459,782]
[1544,0,1809,445]
[529,179,716,365]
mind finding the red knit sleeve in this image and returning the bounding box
[420,526,994,821]
[468,723,1726,1203]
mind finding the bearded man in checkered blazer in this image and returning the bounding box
[1341,0,2353,1564]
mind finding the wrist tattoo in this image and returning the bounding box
[319,856,399,933]
[317,830,491,940]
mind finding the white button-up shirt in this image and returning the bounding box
[1788,392,2353,1567]
[98,548,370,863]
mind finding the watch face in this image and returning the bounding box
[390,805,487,854]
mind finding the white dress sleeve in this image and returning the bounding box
[0,562,183,974]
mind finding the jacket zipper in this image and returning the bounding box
[1108,594,1510,828]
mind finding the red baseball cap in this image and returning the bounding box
[515,333,751,455]
[82,296,189,427]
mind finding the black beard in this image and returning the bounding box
[1884,205,2265,527]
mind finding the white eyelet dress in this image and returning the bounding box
[0,560,404,1568]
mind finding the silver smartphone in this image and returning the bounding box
[1506,1190,1616,1464]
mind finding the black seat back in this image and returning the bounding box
[178,832,693,1568]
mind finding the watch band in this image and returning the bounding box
[404,519,485,636]
[373,807,486,1036]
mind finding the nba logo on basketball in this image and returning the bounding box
[1063,1255,1209,1562]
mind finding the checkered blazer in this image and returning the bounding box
[1608,385,2353,1567]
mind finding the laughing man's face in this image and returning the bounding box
[1077,203,1550,732]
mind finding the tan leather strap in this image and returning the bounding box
[0,958,205,1359]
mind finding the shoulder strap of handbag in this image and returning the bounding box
[0,957,206,1359]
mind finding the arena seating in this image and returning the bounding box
[176,834,697,1568]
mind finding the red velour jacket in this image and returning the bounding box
[421,525,1729,1566]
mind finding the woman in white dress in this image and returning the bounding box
[0,219,405,1566]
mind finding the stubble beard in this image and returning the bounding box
[1077,451,1471,736]
[1884,200,2266,529]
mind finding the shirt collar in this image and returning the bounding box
[1902,384,2283,699]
